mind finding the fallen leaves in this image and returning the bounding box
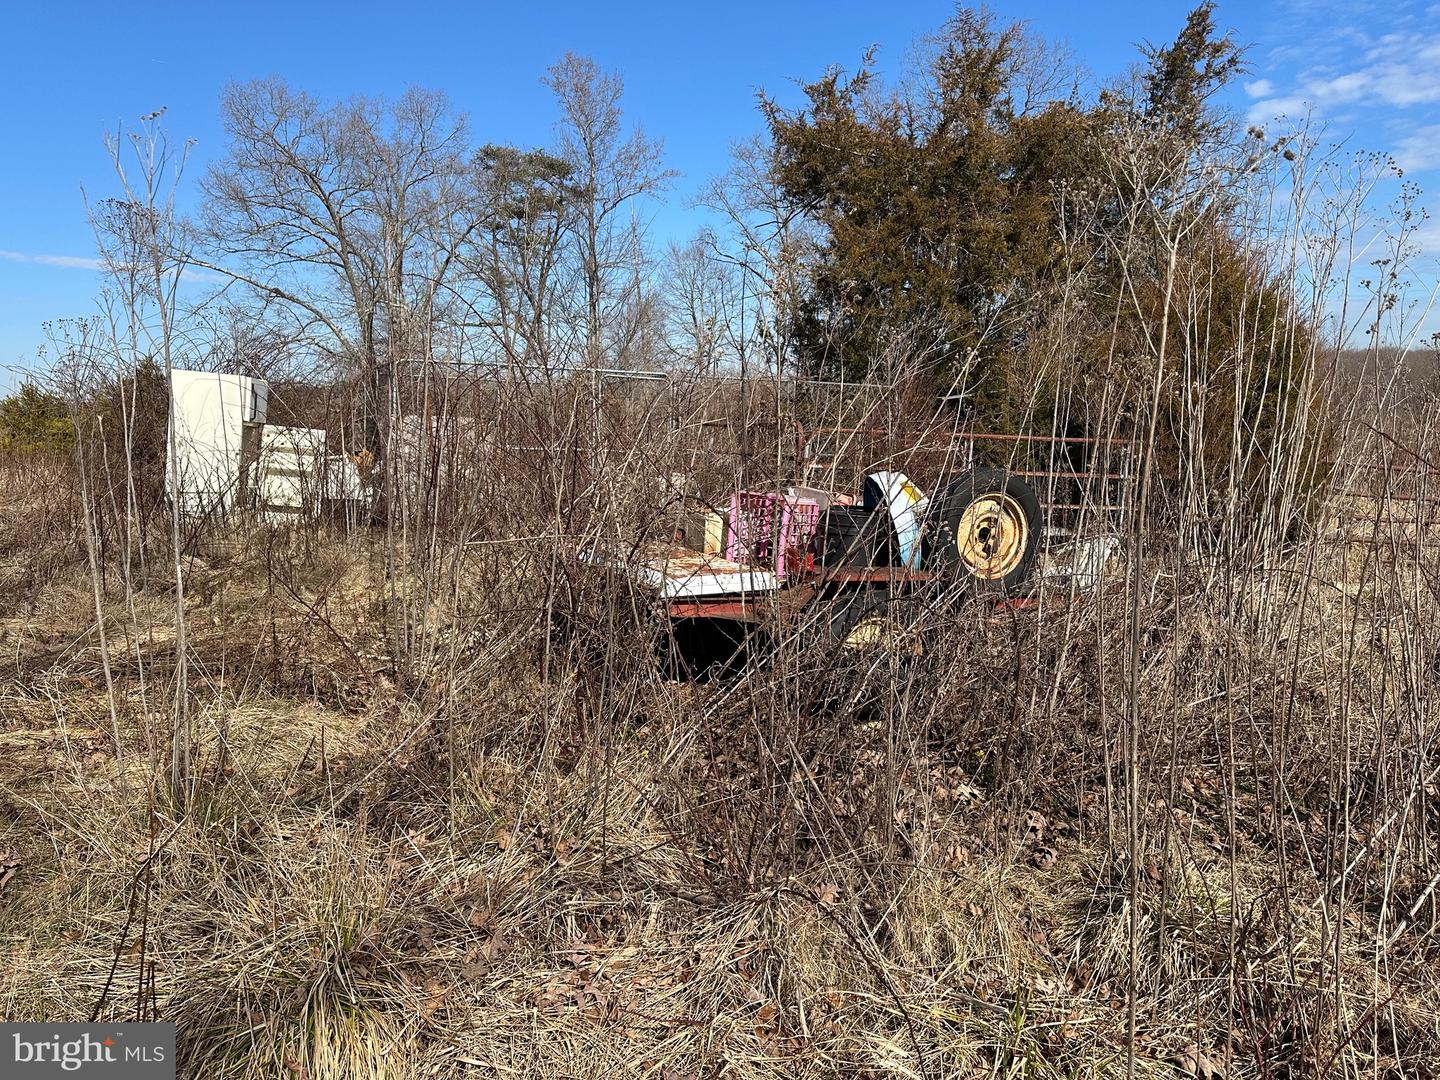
[1030,844,1058,869]
[419,977,449,1020]
[459,910,507,980]
[1171,1041,1226,1079]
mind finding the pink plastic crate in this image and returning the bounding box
[725,490,822,580]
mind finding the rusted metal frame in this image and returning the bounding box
[1010,469,1128,481]
[794,424,1132,518]
[1336,489,1440,505]
[797,424,1131,447]
[813,566,935,585]
[667,599,762,621]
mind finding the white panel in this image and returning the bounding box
[167,370,268,518]
[256,425,326,524]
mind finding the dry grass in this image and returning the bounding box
[2,467,1438,1080]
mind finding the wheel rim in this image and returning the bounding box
[954,492,1029,580]
[842,613,891,650]
[841,609,923,655]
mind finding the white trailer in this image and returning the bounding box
[166,369,268,518]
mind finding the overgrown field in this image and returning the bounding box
[2,412,1438,1080]
[6,3,1440,1075]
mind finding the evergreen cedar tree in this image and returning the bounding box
[763,3,1319,511]
[0,382,74,454]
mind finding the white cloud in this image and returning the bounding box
[0,250,103,270]
[1246,96,1311,123]
[0,249,222,284]
[1395,123,1440,171]
[1246,30,1440,124]
[1408,216,1440,256]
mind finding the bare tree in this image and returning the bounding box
[196,79,477,451]
[699,134,814,379]
[661,236,742,373]
[87,112,195,806]
[544,53,675,368]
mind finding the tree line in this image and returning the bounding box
[19,1,1348,522]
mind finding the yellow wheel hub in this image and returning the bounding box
[840,606,923,655]
[842,613,892,650]
[955,493,1029,580]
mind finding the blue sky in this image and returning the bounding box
[1,0,1436,387]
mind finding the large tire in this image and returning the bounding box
[825,589,925,654]
[816,590,928,711]
[827,589,895,649]
[794,588,884,655]
[926,467,1042,591]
